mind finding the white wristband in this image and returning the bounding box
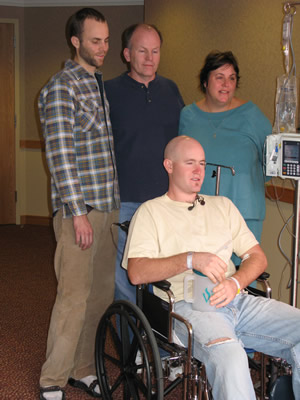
[227,276,241,295]
[187,251,194,269]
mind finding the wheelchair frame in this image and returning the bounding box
[94,270,295,400]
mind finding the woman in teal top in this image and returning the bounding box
[179,51,272,263]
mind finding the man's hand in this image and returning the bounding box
[192,252,227,283]
[210,279,237,308]
[72,215,93,250]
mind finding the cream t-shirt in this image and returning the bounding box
[123,194,258,302]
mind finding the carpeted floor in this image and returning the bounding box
[0,224,184,400]
[0,224,103,400]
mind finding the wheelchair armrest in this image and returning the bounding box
[236,264,271,298]
[257,272,270,281]
[152,280,171,291]
[246,271,272,298]
[236,264,270,282]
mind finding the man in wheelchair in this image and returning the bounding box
[122,136,300,400]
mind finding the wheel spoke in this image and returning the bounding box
[102,350,121,367]
[125,375,140,400]
[95,301,164,399]
[109,372,125,394]
[107,316,122,354]
[120,310,131,363]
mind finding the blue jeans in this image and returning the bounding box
[174,294,300,400]
[114,202,141,303]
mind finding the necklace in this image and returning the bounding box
[198,99,234,138]
[205,109,232,138]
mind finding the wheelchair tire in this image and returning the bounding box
[95,300,164,399]
[269,375,295,400]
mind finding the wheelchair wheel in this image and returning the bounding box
[269,375,294,400]
[95,300,164,399]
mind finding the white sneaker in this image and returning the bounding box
[168,364,183,381]
[135,350,143,374]
[40,386,65,400]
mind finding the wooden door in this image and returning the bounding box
[0,23,15,224]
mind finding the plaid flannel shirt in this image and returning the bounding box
[39,60,120,218]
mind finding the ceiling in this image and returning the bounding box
[0,0,143,6]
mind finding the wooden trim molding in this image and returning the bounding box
[265,185,294,205]
[20,215,51,226]
[20,139,45,150]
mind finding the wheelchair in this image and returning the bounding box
[95,268,295,400]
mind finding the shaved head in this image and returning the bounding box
[163,136,206,202]
[164,136,204,161]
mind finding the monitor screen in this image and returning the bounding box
[283,141,300,164]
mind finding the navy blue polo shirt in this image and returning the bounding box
[105,73,184,202]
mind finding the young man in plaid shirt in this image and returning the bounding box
[38,8,119,400]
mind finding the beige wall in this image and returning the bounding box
[144,0,300,124]
[144,0,300,305]
[262,198,294,305]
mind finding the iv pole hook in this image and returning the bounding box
[206,163,235,196]
[284,2,297,15]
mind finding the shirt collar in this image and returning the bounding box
[122,71,159,88]
[65,59,103,80]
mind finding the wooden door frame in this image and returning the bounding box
[0,19,21,224]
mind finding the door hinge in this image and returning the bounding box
[15,191,17,202]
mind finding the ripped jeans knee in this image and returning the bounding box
[202,340,255,400]
[205,337,235,347]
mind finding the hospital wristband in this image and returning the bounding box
[187,251,194,269]
[227,276,241,295]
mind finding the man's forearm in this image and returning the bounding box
[232,244,267,290]
[43,84,86,215]
[46,136,86,216]
[128,253,188,285]
[127,250,228,285]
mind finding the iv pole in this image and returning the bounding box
[282,2,299,307]
[291,183,300,307]
[206,163,235,196]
